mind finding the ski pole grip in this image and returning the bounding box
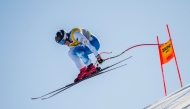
[98,58,104,64]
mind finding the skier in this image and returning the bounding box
[55,28,104,82]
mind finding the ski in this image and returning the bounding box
[31,56,132,100]
[41,63,128,100]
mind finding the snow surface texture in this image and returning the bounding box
[144,84,190,109]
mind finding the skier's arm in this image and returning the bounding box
[74,31,99,57]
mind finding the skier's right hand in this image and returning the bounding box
[96,54,104,64]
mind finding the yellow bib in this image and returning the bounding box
[69,28,92,47]
[69,28,82,47]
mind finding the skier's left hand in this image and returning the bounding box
[96,54,104,64]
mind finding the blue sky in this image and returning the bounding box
[0,0,190,109]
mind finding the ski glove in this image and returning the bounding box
[96,54,104,64]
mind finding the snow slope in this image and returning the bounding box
[144,84,190,109]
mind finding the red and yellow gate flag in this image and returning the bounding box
[156,25,183,96]
[159,39,174,64]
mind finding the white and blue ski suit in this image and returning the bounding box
[67,28,100,70]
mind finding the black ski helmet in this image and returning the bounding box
[55,29,68,45]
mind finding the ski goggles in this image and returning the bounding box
[57,32,68,45]
[58,39,66,45]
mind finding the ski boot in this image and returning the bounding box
[74,66,87,83]
[96,66,101,72]
[86,63,97,76]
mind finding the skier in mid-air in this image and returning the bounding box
[32,28,132,100]
[55,28,104,82]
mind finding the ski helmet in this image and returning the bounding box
[55,29,68,45]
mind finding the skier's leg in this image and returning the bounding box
[68,48,86,70]
[74,47,97,76]
[68,48,88,82]
[74,35,100,75]
[87,35,101,75]
[74,45,92,66]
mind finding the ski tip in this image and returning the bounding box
[31,98,37,100]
